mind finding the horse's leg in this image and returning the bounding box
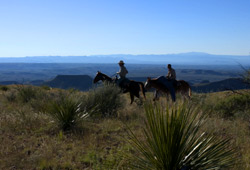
[184,89,189,99]
[131,87,140,99]
[135,90,144,103]
[133,84,144,103]
[130,92,134,104]
[153,90,160,101]
[153,90,157,101]
[139,82,146,99]
[188,87,192,99]
[183,88,191,100]
[123,87,129,93]
[180,91,186,100]
[186,89,191,99]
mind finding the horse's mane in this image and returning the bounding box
[98,72,112,81]
[99,72,110,78]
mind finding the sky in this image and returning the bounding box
[0,0,250,57]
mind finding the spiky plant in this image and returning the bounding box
[47,97,88,131]
[127,102,237,170]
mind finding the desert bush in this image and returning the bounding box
[67,88,80,93]
[85,84,123,117]
[0,85,9,91]
[127,102,237,170]
[4,89,17,102]
[40,85,51,90]
[16,85,39,103]
[215,93,250,118]
[47,96,88,131]
[29,88,55,113]
[15,107,48,131]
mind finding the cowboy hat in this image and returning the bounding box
[118,60,125,64]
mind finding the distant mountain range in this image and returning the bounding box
[1,52,249,65]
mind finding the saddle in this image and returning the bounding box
[120,78,130,88]
[114,77,130,89]
[156,76,176,102]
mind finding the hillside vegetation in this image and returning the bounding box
[0,84,249,169]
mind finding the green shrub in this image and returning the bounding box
[215,93,250,118]
[14,107,45,131]
[29,87,58,113]
[67,88,80,93]
[16,85,38,103]
[127,102,237,170]
[0,85,9,91]
[40,85,51,90]
[4,90,17,102]
[47,96,88,131]
[85,84,123,117]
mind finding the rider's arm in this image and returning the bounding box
[172,70,176,79]
[166,71,170,78]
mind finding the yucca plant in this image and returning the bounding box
[47,97,88,131]
[127,102,237,170]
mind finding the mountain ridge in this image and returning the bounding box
[0,52,249,65]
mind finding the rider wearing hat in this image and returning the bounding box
[166,64,176,80]
[154,64,177,102]
[166,64,177,88]
[116,60,128,88]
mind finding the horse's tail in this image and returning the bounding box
[180,80,192,99]
[139,82,146,99]
[185,81,192,98]
[188,86,192,97]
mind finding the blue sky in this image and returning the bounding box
[0,0,249,57]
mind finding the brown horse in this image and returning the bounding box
[93,71,146,104]
[145,77,191,101]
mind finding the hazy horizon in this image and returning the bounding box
[0,52,249,66]
[0,52,249,58]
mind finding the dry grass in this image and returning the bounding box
[0,86,249,169]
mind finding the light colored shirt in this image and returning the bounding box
[118,65,128,78]
[167,68,176,80]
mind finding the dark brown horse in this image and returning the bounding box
[93,71,146,104]
[145,77,191,101]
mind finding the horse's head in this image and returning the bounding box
[93,71,103,83]
[144,77,152,90]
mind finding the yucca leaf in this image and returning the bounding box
[127,102,238,170]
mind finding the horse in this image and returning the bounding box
[93,71,146,104]
[144,77,191,101]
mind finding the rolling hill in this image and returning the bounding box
[191,78,250,92]
[44,75,93,91]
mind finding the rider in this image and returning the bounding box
[166,64,176,80]
[116,60,128,88]
[154,64,177,102]
[166,64,177,88]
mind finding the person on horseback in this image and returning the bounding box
[166,64,178,88]
[116,60,129,89]
[153,64,177,102]
[166,64,176,80]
